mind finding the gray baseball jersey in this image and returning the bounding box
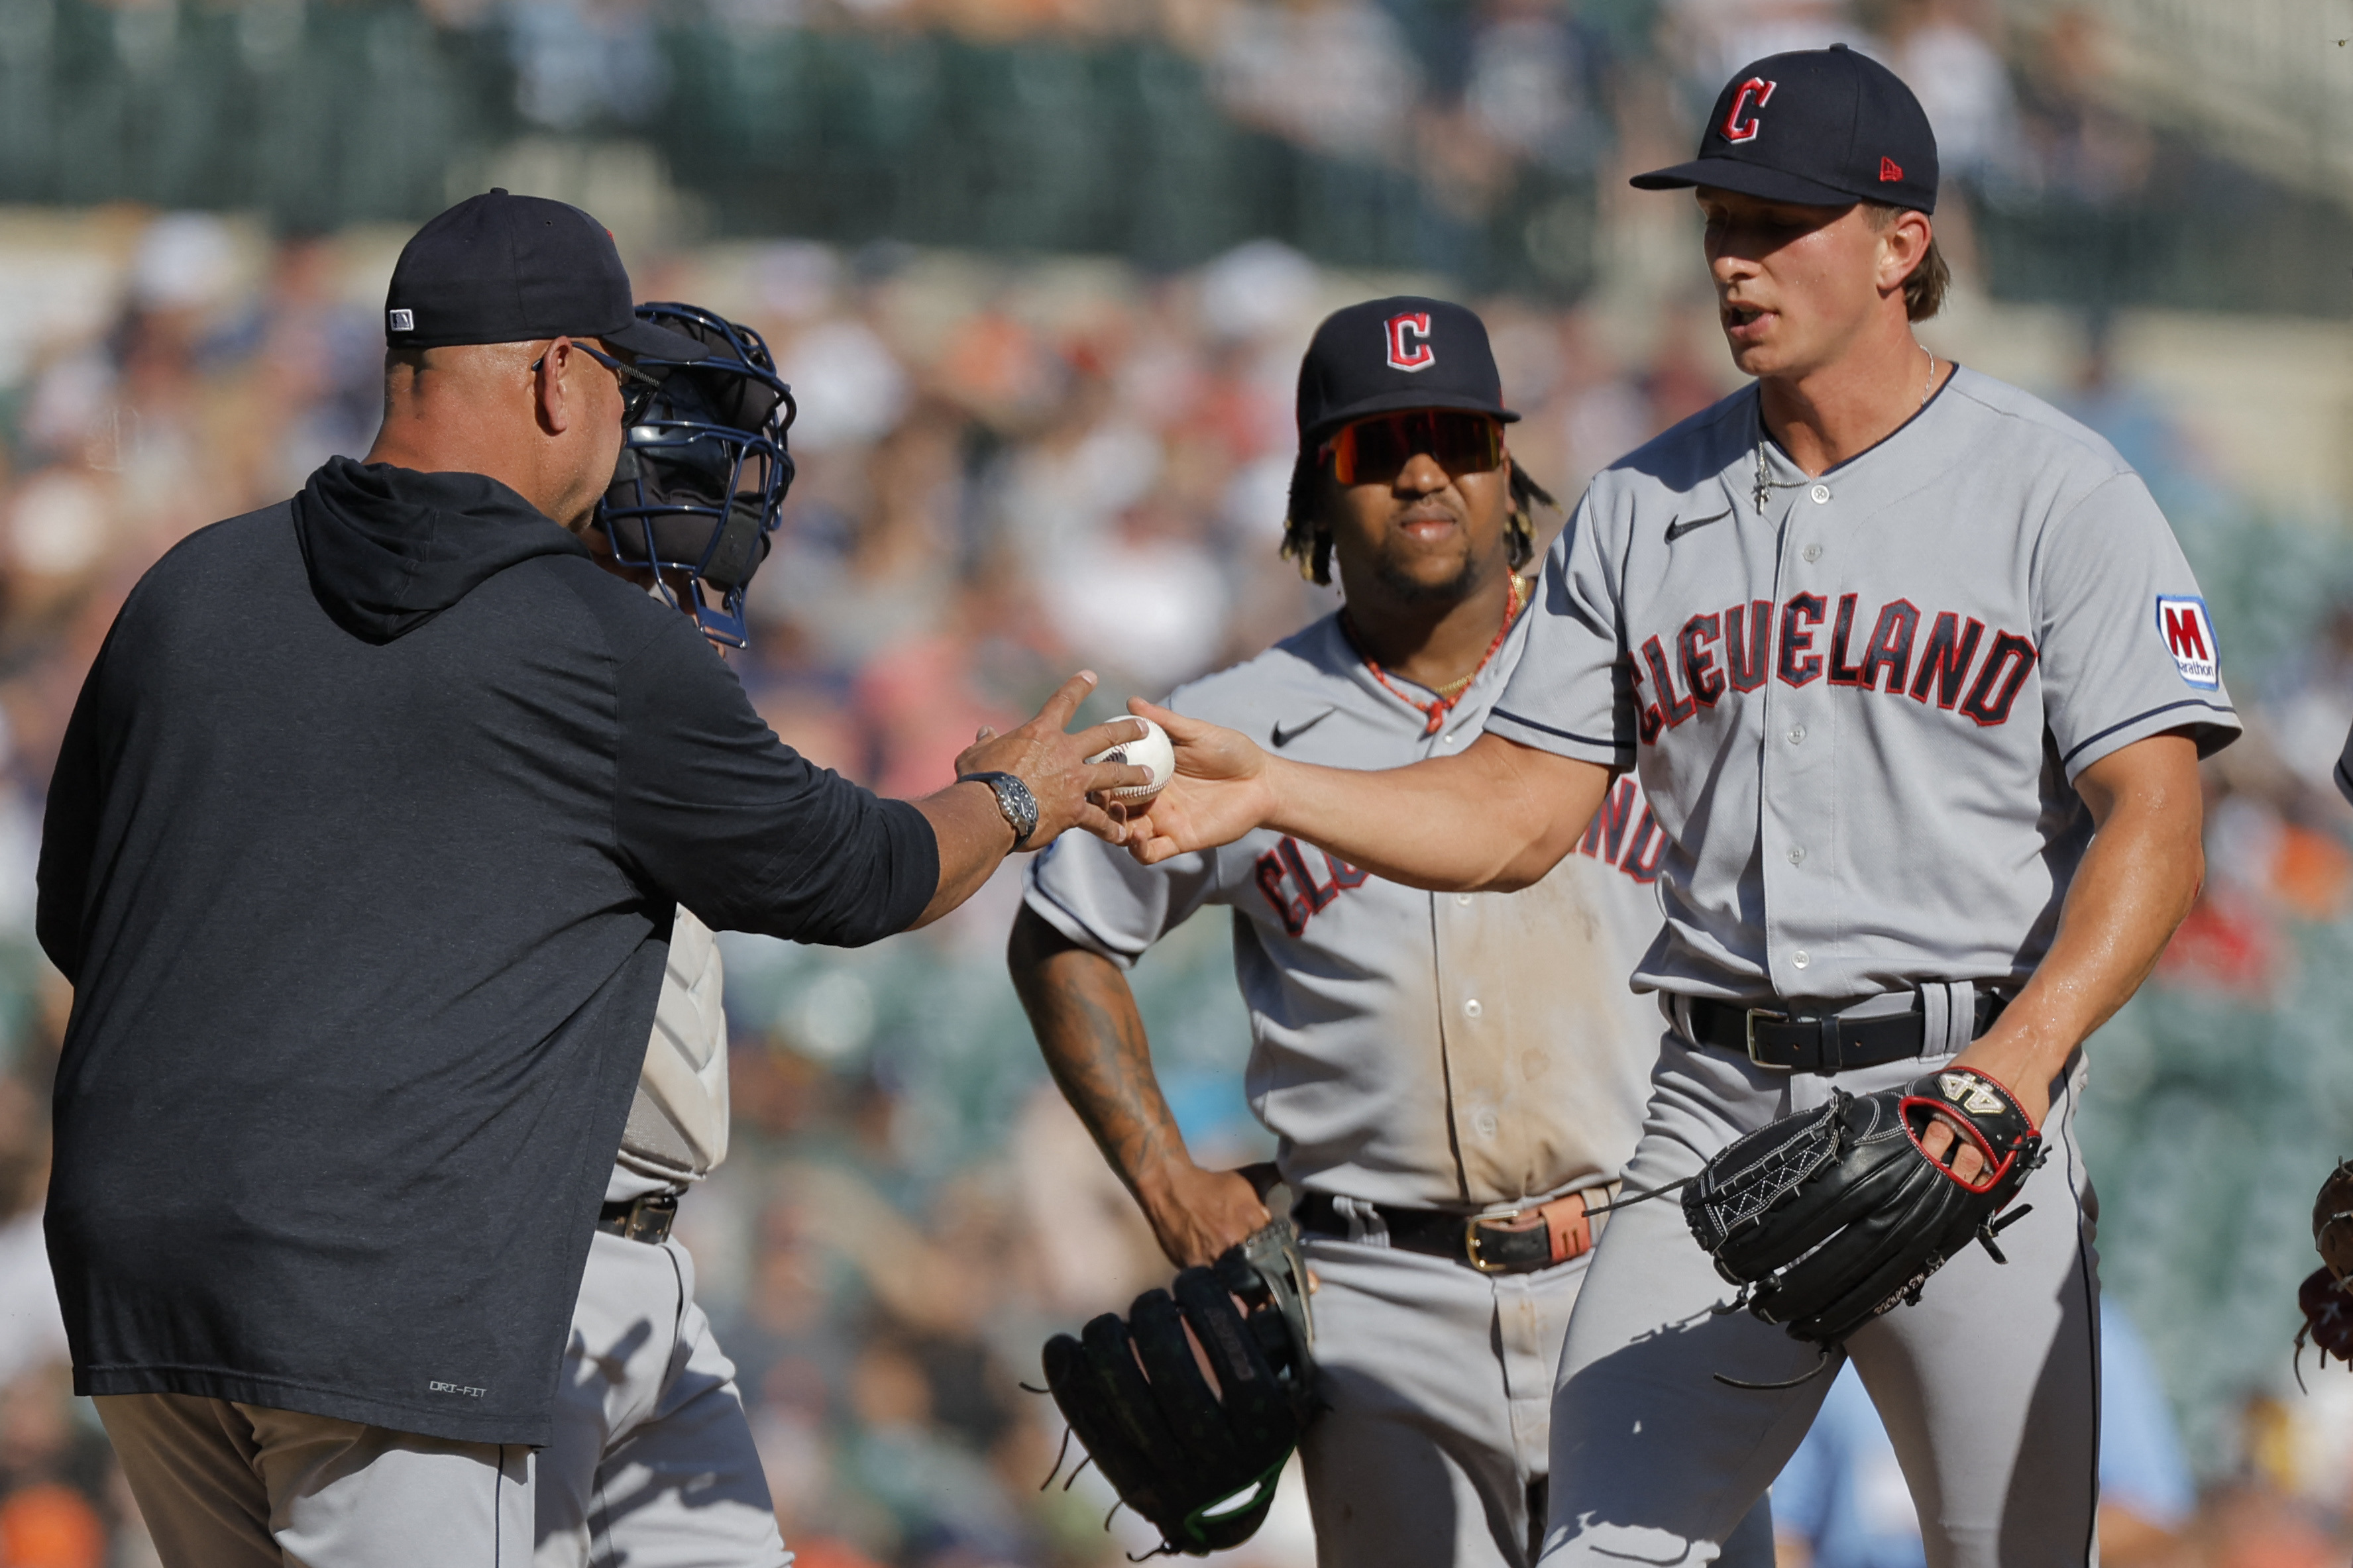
[1486,368,2241,1004]
[557,907,781,1567]
[608,907,730,1204]
[1024,608,1667,1213]
[1492,368,2236,1566]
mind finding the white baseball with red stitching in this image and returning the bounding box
[1088,717,1175,802]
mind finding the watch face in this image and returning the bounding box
[995,774,1039,843]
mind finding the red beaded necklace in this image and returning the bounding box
[1347,571,1529,737]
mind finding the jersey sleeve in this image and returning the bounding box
[1022,827,1224,969]
[1485,494,1633,766]
[2036,470,2241,780]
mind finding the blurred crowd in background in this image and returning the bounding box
[499,0,2128,221]
[0,1,2342,1567]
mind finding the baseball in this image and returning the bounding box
[1088,717,1175,802]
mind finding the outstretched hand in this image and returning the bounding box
[1113,699,1283,864]
[956,672,1155,849]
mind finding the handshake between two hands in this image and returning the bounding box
[948,672,1266,861]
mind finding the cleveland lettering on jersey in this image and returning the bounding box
[1254,838,1370,937]
[1631,592,2039,743]
[1253,774,1670,937]
[1574,777,1669,885]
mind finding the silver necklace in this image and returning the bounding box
[1752,424,1804,514]
[1751,344,1938,514]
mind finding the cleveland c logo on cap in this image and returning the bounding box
[1385,311,1435,372]
[1720,78,1775,144]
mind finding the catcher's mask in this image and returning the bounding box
[595,302,796,649]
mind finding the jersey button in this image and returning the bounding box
[1792,949,1811,969]
[1802,543,1822,563]
[1788,846,1806,864]
[1810,484,1830,503]
[1464,998,1483,1019]
[1474,1110,1499,1139]
[1787,724,1806,745]
[1456,893,1474,906]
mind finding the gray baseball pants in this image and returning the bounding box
[535,1225,788,1568]
[1299,1228,1774,1568]
[97,1392,533,1567]
[101,1226,786,1568]
[1537,1017,2099,1566]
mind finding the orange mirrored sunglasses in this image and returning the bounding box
[1319,409,1504,486]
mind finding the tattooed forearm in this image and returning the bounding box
[1008,904,1187,1196]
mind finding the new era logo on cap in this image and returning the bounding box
[387,309,414,333]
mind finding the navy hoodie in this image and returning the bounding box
[36,458,935,1444]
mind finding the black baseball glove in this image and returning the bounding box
[1041,1220,1317,1557]
[2293,1159,2353,1386]
[1683,1066,2044,1373]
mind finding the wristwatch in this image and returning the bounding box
[958,770,1040,849]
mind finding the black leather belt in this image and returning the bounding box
[1294,1189,1612,1274]
[598,1192,678,1245]
[1686,992,2007,1073]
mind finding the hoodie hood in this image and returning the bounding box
[295,456,592,644]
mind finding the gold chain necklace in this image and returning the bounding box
[1350,571,1529,736]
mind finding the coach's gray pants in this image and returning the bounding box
[97,1393,533,1567]
[1299,1225,1773,1568]
[1538,1022,2099,1567]
[101,1227,787,1568]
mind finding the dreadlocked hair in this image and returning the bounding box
[1280,450,1560,586]
[1507,465,1557,568]
[1280,450,1333,585]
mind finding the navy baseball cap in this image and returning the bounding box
[1295,297,1519,448]
[384,190,709,359]
[1631,44,1938,213]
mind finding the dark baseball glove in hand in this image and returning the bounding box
[1041,1220,1317,1557]
[2294,1159,2353,1386]
[1683,1066,2044,1383]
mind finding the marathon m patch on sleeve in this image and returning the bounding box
[2155,596,2218,689]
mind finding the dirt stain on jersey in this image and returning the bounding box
[1431,850,1658,1208]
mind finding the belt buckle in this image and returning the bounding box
[1464,1209,1526,1274]
[1744,1006,1796,1071]
[626,1194,677,1243]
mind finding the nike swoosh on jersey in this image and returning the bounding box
[1665,509,1731,542]
[1270,708,1336,748]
